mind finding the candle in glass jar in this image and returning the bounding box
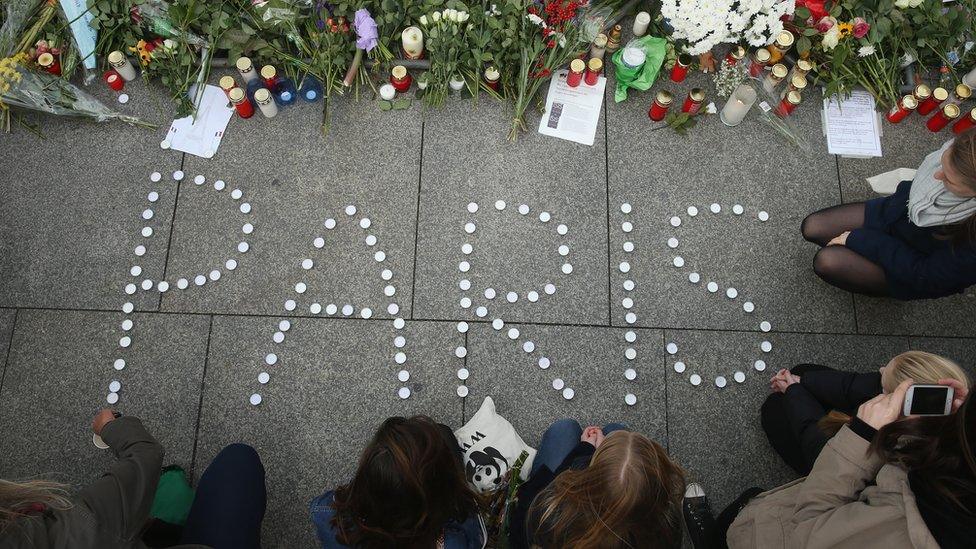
[567,59,585,87]
[108,51,137,81]
[260,65,278,89]
[885,94,917,123]
[254,88,278,118]
[964,65,976,89]
[720,83,757,126]
[606,25,622,52]
[590,34,608,60]
[103,70,124,91]
[633,12,651,37]
[219,76,236,97]
[952,84,972,104]
[484,66,500,90]
[775,90,802,117]
[390,65,412,92]
[236,56,258,83]
[748,48,771,78]
[649,90,673,121]
[788,59,813,81]
[787,74,807,94]
[229,87,254,119]
[952,107,976,134]
[682,88,705,114]
[917,87,948,116]
[585,58,603,86]
[671,54,691,83]
[766,30,794,64]
[725,46,746,66]
[401,27,424,60]
[927,103,960,132]
[912,84,931,104]
[763,63,788,94]
[37,53,61,75]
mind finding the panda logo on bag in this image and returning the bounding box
[465,446,509,492]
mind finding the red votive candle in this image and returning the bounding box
[885,95,917,124]
[748,48,771,78]
[390,65,412,92]
[682,88,705,114]
[103,70,124,91]
[37,53,61,76]
[649,90,673,121]
[952,107,976,134]
[927,104,960,132]
[219,75,236,97]
[917,87,947,116]
[229,87,254,119]
[260,65,278,89]
[584,58,603,86]
[670,54,691,83]
[567,59,585,88]
[725,46,745,66]
[775,90,802,117]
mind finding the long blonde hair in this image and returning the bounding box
[819,351,971,436]
[0,479,73,534]
[526,430,685,549]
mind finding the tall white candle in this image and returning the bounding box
[963,65,976,89]
[720,84,757,127]
[633,12,650,37]
[236,56,258,83]
[401,27,424,60]
[108,51,137,81]
[254,88,278,118]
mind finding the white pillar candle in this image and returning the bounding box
[379,83,396,100]
[236,56,258,83]
[108,51,137,81]
[720,83,757,127]
[401,27,424,60]
[963,65,976,89]
[633,12,650,37]
[254,88,278,118]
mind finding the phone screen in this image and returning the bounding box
[909,386,950,415]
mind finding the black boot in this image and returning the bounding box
[683,482,716,549]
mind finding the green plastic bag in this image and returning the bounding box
[611,35,668,103]
[150,466,195,526]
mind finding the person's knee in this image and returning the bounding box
[800,212,820,243]
[548,418,582,433]
[812,247,843,279]
[760,394,784,429]
[216,443,264,476]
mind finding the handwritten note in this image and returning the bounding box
[822,90,883,157]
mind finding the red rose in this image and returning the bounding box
[852,17,870,38]
[798,0,828,20]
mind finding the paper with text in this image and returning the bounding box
[538,69,606,146]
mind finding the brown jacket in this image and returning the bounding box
[0,417,209,549]
[727,425,939,549]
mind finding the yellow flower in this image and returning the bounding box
[838,22,854,37]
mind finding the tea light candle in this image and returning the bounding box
[379,83,396,100]
[37,53,61,75]
[927,103,960,132]
[254,88,278,118]
[885,94,917,123]
[108,51,137,81]
[103,70,124,91]
[236,56,258,83]
[720,83,757,126]
[484,66,500,90]
[632,11,650,37]
[401,27,424,60]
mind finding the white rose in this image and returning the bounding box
[163,39,176,50]
[909,0,923,6]
[459,11,469,22]
[419,14,428,26]
[822,25,840,49]
[432,11,441,22]
[894,0,910,7]
[446,9,456,21]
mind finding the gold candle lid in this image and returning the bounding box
[677,54,692,67]
[593,34,608,47]
[771,63,788,78]
[901,94,918,110]
[754,48,771,63]
[689,88,705,102]
[254,88,271,103]
[943,103,961,118]
[609,24,622,38]
[775,30,794,48]
[932,87,949,101]
[587,58,603,72]
[259,65,276,80]
[955,84,972,100]
[656,90,673,105]
[391,65,407,79]
[484,66,499,80]
[790,74,807,90]
[784,90,802,105]
[730,45,746,60]
[913,84,931,100]
[796,59,814,72]
[968,107,976,122]
[228,87,245,103]
[37,52,54,67]
[108,50,125,64]
[570,58,585,72]
[235,56,252,71]
[219,75,236,90]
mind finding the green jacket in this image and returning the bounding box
[0,416,208,549]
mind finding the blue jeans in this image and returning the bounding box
[180,443,267,549]
[530,419,628,475]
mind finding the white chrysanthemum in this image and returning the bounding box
[858,44,876,56]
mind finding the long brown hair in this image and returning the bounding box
[526,431,685,548]
[0,479,73,534]
[330,416,479,548]
[946,127,976,243]
[818,351,970,437]
[870,392,976,514]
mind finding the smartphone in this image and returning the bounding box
[903,384,954,416]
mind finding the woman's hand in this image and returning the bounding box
[92,408,117,435]
[581,426,605,448]
[827,231,850,246]
[770,369,800,393]
[857,379,912,429]
[937,378,969,413]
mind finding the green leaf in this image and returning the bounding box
[379,100,393,111]
[797,36,812,55]
[803,27,819,36]
[795,7,811,19]
[392,98,411,109]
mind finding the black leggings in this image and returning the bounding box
[760,364,835,476]
[801,203,889,297]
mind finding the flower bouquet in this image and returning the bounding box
[0,53,154,132]
[419,7,472,108]
[250,0,312,53]
[661,0,795,55]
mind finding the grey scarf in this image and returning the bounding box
[908,140,976,228]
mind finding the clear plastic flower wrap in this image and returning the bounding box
[133,0,207,48]
[745,73,813,155]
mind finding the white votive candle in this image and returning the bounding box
[401,27,424,60]
[633,12,651,37]
[108,51,137,81]
[254,88,278,118]
[720,83,757,126]
[379,83,396,100]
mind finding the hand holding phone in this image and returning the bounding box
[903,384,955,416]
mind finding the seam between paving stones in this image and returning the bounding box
[189,314,214,481]
[409,120,425,321]
[0,309,19,403]
[834,155,862,334]
[659,329,670,454]
[603,88,612,326]
[1,305,973,340]
[157,152,187,310]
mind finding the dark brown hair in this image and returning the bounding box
[946,127,976,243]
[526,431,685,548]
[331,416,480,548]
[870,393,976,514]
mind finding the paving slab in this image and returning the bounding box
[413,97,610,325]
[607,74,855,333]
[164,83,422,319]
[909,336,976,375]
[0,309,15,382]
[664,329,908,511]
[0,309,208,486]
[462,322,667,448]
[194,316,463,548]
[0,78,180,311]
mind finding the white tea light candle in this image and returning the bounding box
[720,83,757,126]
[379,83,396,100]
